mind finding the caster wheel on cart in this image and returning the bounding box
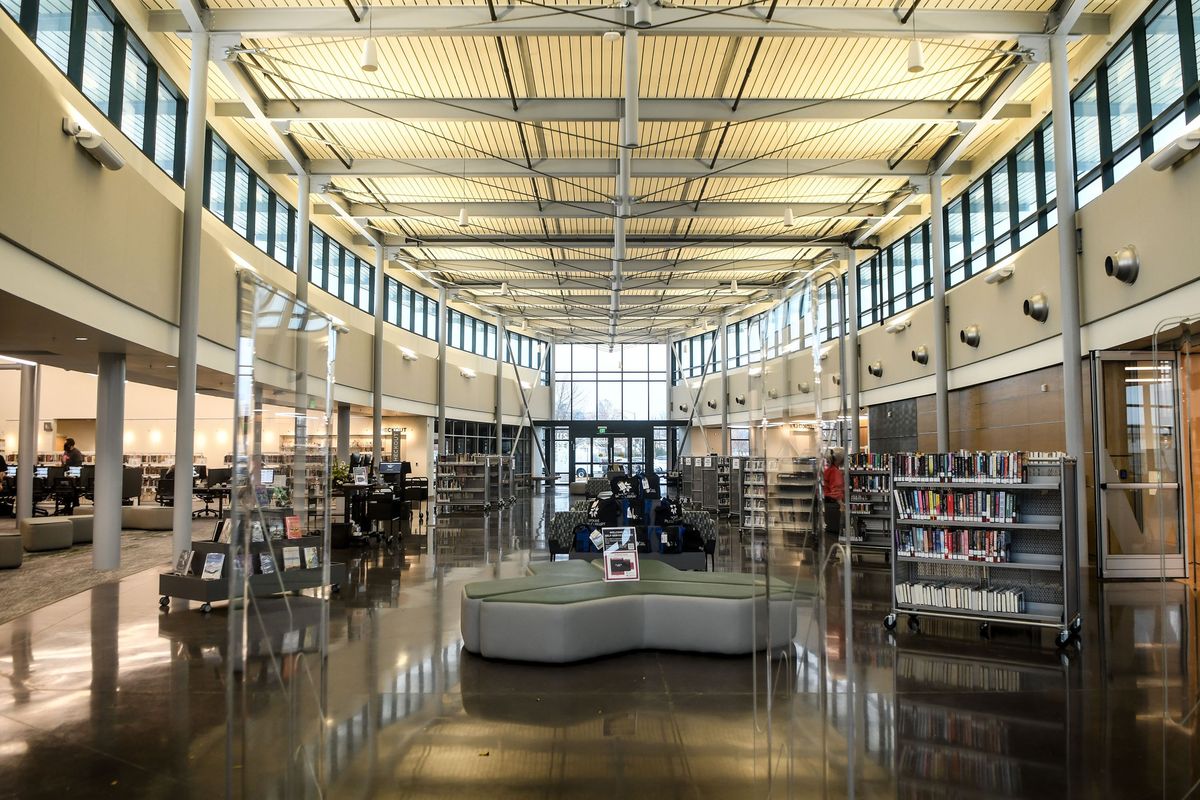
[1069,617,1082,634]
[883,613,897,631]
[332,584,341,594]
[200,603,212,614]
[907,615,920,632]
[979,622,991,638]
[1055,629,1072,648]
[159,596,170,609]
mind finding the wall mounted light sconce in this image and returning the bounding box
[748,366,763,378]
[706,400,717,410]
[678,403,689,413]
[984,264,1014,284]
[867,361,884,378]
[885,317,912,334]
[831,375,842,386]
[459,367,477,379]
[911,346,929,365]
[62,118,124,170]
[767,389,779,399]
[734,395,746,405]
[1023,293,1049,323]
[797,381,811,394]
[1105,245,1140,284]
[399,346,418,361]
[960,325,981,347]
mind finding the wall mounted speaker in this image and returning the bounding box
[1023,293,1049,323]
[706,400,717,410]
[960,325,981,347]
[797,381,811,394]
[1105,245,1139,284]
[734,395,746,405]
[867,361,883,378]
[678,403,689,413]
[831,375,842,386]
[911,346,929,365]
[767,389,778,399]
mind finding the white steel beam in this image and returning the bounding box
[149,6,1108,40]
[424,259,802,273]
[452,279,775,290]
[226,98,1028,124]
[358,235,837,250]
[323,200,907,219]
[287,157,971,180]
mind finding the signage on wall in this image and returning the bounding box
[596,425,608,434]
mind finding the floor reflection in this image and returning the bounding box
[0,491,1196,798]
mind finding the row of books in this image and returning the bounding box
[213,515,304,543]
[897,528,1012,562]
[894,451,1057,483]
[849,475,889,493]
[896,581,1026,614]
[895,489,1017,523]
[898,706,1010,751]
[173,545,322,579]
[897,655,1022,692]
[848,452,892,470]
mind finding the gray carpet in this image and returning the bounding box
[0,530,174,625]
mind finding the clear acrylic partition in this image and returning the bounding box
[227,270,336,797]
[746,274,851,794]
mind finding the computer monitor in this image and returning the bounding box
[5,466,15,478]
[260,467,275,485]
[66,466,82,479]
[35,466,48,479]
[193,465,208,483]
[207,467,231,487]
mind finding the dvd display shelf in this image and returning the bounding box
[716,457,732,516]
[846,452,893,557]
[158,511,345,613]
[883,454,1081,646]
[680,457,695,503]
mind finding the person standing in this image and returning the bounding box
[822,450,845,538]
[61,438,84,467]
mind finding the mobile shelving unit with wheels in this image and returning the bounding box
[882,453,1082,648]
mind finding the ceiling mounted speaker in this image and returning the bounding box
[1105,245,1140,284]
[911,346,929,365]
[960,324,981,348]
[1023,293,1049,323]
[867,361,883,378]
[706,399,717,410]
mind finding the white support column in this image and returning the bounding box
[495,318,506,454]
[846,248,861,454]
[436,286,448,467]
[94,353,126,570]
[336,403,351,463]
[293,173,311,509]
[295,171,311,304]
[16,364,38,526]
[372,243,385,469]
[930,176,950,451]
[719,314,729,456]
[172,29,210,558]
[1050,34,1088,560]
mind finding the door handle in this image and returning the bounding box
[1100,482,1108,489]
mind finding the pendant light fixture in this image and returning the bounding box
[907,11,924,73]
[783,207,795,227]
[360,3,378,72]
[457,207,470,228]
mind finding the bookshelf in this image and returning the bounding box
[846,452,893,556]
[741,457,767,536]
[435,454,510,514]
[680,457,694,503]
[767,456,818,539]
[716,457,732,516]
[884,453,1081,646]
[729,457,744,519]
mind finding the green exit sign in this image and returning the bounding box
[596,425,607,434]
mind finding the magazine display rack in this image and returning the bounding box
[884,453,1081,646]
[157,510,346,613]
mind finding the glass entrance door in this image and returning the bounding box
[1092,351,1187,578]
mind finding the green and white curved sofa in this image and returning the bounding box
[460,560,802,663]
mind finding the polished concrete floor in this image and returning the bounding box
[0,491,1198,798]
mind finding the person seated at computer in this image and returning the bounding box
[0,452,7,496]
[61,438,84,468]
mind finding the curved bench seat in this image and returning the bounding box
[461,561,802,663]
